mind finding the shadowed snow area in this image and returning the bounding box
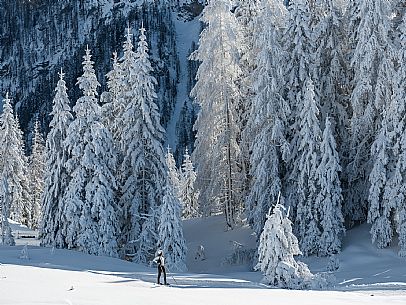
[1,215,406,304]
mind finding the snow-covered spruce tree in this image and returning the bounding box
[118,26,166,263]
[28,120,45,230]
[0,173,15,246]
[367,13,401,249]
[166,148,181,198]
[63,47,119,257]
[0,93,31,225]
[345,0,394,226]
[255,201,313,289]
[282,0,317,215]
[234,0,259,202]
[40,71,73,248]
[316,117,345,256]
[289,78,322,256]
[190,0,244,228]
[245,0,289,237]
[157,151,188,272]
[102,51,124,145]
[368,111,394,249]
[395,15,406,257]
[314,0,350,146]
[180,148,200,219]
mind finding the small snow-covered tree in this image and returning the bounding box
[0,174,15,246]
[63,47,119,257]
[316,117,345,256]
[180,148,200,219]
[255,201,313,289]
[0,93,30,225]
[157,154,187,272]
[41,71,73,248]
[29,120,45,230]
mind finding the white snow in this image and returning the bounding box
[1,216,406,304]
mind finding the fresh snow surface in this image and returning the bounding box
[1,215,406,304]
[165,14,201,151]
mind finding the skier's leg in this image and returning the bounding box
[157,266,161,284]
[163,267,167,285]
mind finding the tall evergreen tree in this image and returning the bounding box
[316,117,345,255]
[63,47,119,257]
[103,51,125,145]
[282,0,318,221]
[40,71,73,248]
[157,151,188,272]
[29,120,45,230]
[0,173,15,246]
[0,93,30,225]
[191,0,244,228]
[166,148,181,198]
[119,25,166,262]
[289,78,322,256]
[395,15,406,256]
[245,0,289,236]
[346,0,394,226]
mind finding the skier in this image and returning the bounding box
[153,250,168,285]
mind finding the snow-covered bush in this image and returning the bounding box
[223,246,256,269]
[327,255,340,272]
[20,244,29,259]
[255,202,314,289]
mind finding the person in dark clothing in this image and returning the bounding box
[153,250,167,285]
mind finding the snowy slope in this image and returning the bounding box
[1,216,406,304]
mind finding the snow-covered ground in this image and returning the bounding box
[1,215,406,304]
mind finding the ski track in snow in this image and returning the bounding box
[165,14,201,151]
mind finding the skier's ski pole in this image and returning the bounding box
[167,268,178,285]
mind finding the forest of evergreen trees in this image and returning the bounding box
[1,0,406,282]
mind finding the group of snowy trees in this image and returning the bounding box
[191,0,406,280]
[0,92,45,245]
[37,25,194,272]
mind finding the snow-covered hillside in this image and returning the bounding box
[1,216,405,305]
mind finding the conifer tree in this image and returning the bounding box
[157,151,188,272]
[180,148,200,219]
[119,25,166,262]
[346,0,394,225]
[289,78,322,256]
[29,120,45,230]
[103,51,124,144]
[63,47,119,256]
[255,200,313,288]
[41,71,73,248]
[316,117,345,255]
[245,0,289,236]
[0,93,30,225]
[0,174,15,246]
[395,15,406,256]
[191,0,244,228]
[166,148,181,198]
